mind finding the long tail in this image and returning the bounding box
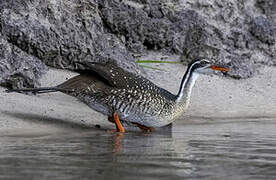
[6,87,62,94]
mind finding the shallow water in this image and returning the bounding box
[1,117,276,180]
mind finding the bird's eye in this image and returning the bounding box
[201,59,210,64]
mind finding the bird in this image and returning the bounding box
[6,59,229,133]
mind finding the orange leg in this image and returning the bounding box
[112,112,125,133]
[134,123,155,132]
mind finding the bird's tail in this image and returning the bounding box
[5,87,61,94]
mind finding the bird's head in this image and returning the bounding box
[189,58,229,74]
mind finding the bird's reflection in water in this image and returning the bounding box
[109,123,173,154]
[112,132,124,153]
[106,127,196,178]
[0,125,196,180]
[109,122,174,153]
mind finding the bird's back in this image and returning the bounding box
[75,62,176,100]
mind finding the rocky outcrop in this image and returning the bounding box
[0,0,140,88]
[99,0,276,78]
[0,0,275,88]
[0,36,47,88]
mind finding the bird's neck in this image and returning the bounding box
[175,66,199,106]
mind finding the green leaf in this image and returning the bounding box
[136,60,182,64]
[138,64,167,71]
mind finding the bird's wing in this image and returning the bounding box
[75,62,144,86]
[57,72,111,94]
[76,62,162,88]
[74,61,176,99]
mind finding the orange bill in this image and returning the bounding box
[210,65,229,72]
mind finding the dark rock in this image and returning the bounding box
[0,35,47,89]
[0,0,276,87]
[249,16,276,45]
[0,0,140,74]
[98,0,275,78]
[224,53,257,79]
[227,29,249,49]
[182,0,276,77]
[181,26,222,63]
[256,0,276,15]
[98,0,204,54]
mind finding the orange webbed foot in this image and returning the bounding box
[134,123,155,133]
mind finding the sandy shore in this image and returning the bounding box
[0,54,275,134]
